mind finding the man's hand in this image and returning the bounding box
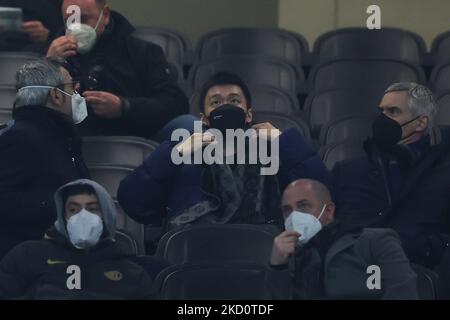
[270,231,300,266]
[22,21,49,43]
[83,91,123,119]
[176,132,215,156]
[47,35,78,58]
[252,122,281,141]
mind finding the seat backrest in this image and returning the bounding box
[189,56,302,94]
[88,165,134,199]
[115,201,145,255]
[156,224,279,265]
[155,262,268,299]
[411,264,440,300]
[82,136,158,168]
[320,140,366,170]
[313,28,425,64]
[0,109,12,124]
[0,52,38,86]
[431,31,450,65]
[305,89,381,135]
[252,111,310,140]
[132,27,192,66]
[189,85,299,116]
[115,229,139,256]
[0,86,16,110]
[310,58,426,92]
[430,63,450,95]
[319,115,374,146]
[436,92,450,127]
[196,27,303,66]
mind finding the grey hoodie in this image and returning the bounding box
[53,179,117,240]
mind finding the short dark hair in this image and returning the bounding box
[199,72,252,113]
[61,184,97,206]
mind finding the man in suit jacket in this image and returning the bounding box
[267,178,419,300]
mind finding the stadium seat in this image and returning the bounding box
[411,264,440,300]
[115,201,145,255]
[431,31,450,65]
[320,140,366,170]
[430,62,450,94]
[313,27,426,65]
[189,85,300,116]
[0,109,12,124]
[304,89,381,136]
[188,56,303,94]
[82,136,158,168]
[309,58,426,92]
[155,224,279,265]
[155,262,269,299]
[115,229,140,256]
[132,26,193,66]
[0,52,39,86]
[88,165,134,198]
[436,91,450,127]
[196,27,304,67]
[0,86,16,110]
[252,111,310,140]
[319,115,374,146]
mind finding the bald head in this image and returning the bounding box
[281,179,335,225]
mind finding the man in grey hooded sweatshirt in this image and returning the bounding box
[0,179,157,299]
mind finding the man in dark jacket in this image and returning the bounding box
[332,83,450,268]
[0,0,63,52]
[0,179,157,299]
[267,179,419,300]
[46,0,192,140]
[118,72,330,229]
[0,58,89,259]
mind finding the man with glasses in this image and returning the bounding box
[0,57,90,259]
[46,0,192,140]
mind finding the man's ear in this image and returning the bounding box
[200,113,209,126]
[322,202,336,225]
[416,115,429,133]
[48,88,64,109]
[246,107,253,124]
[102,5,111,26]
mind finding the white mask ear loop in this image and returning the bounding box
[317,204,327,220]
[94,9,104,31]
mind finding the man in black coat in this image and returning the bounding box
[332,83,450,268]
[0,0,63,52]
[0,57,90,259]
[46,0,192,140]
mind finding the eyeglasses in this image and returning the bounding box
[57,81,80,90]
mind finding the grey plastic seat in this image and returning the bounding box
[132,26,193,66]
[305,88,381,136]
[436,92,450,127]
[430,63,450,95]
[431,31,450,65]
[155,262,268,300]
[320,140,366,170]
[156,224,279,265]
[189,85,299,116]
[88,165,134,199]
[319,115,374,146]
[252,111,310,140]
[0,109,12,124]
[0,86,16,110]
[313,27,426,64]
[82,136,158,168]
[0,52,39,86]
[196,27,305,67]
[310,58,426,92]
[115,201,145,255]
[189,56,302,94]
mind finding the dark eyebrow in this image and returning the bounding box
[296,200,309,207]
[209,94,223,101]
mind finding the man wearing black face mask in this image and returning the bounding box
[118,72,330,231]
[332,83,450,273]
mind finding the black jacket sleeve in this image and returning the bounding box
[121,38,189,137]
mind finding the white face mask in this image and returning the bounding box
[285,204,327,246]
[66,209,103,249]
[18,86,88,124]
[66,10,104,54]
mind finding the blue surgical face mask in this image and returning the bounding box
[284,204,327,245]
[18,86,88,124]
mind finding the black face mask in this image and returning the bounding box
[207,104,247,133]
[372,113,420,147]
